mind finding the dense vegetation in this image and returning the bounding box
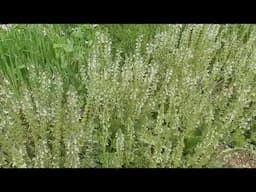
[1,24,256,168]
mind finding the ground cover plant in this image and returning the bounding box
[1,24,256,168]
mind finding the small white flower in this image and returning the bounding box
[0,24,14,31]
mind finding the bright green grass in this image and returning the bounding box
[0,24,96,94]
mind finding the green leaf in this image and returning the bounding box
[64,40,74,53]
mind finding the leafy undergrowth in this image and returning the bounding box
[1,24,256,167]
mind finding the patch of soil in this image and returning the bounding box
[223,150,256,168]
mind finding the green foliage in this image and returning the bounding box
[1,24,256,167]
[100,24,168,56]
